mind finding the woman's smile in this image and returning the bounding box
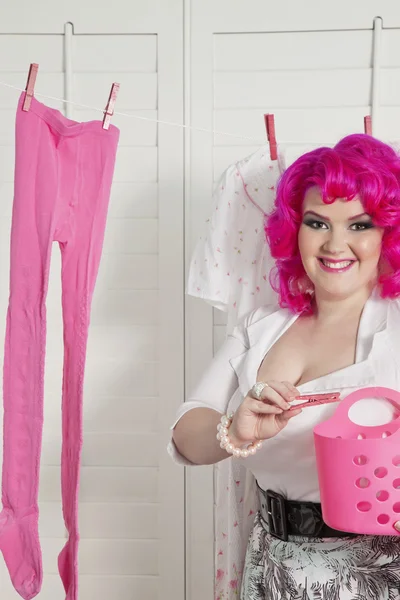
[317,257,356,273]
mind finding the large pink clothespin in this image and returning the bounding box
[364,115,372,136]
[264,114,278,161]
[289,392,340,411]
[103,83,120,130]
[22,63,39,112]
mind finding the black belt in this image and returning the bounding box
[257,484,357,542]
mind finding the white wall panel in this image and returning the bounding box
[187,5,400,600]
[39,466,158,502]
[90,291,159,325]
[109,182,158,217]
[215,70,372,108]
[5,2,400,600]
[0,3,184,597]
[214,107,371,147]
[39,501,159,538]
[103,218,158,254]
[214,31,373,70]
[74,73,157,109]
[73,35,157,72]
[83,397,159,432]
[97,255,158,289]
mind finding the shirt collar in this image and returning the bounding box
[230,290,390,397]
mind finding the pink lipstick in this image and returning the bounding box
[318,257,356,273]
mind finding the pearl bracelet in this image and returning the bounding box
[217,412,262,458]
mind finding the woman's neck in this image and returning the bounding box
[312,286,374,324]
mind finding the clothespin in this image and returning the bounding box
[364,115,372,136]
[103,83,120,130]
[22,63,39,112]
[264,114,278,160]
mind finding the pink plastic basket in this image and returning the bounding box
[314,386,400,536]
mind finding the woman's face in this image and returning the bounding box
[298,186,384,300]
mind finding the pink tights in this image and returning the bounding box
[0,94,119,599]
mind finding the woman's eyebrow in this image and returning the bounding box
[348,212,371,220]
[303,211,331,221]
[303,210,371,221]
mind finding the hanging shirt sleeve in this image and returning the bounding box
[186,163,240,312]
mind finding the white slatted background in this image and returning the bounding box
[187,11,400,600]
[3,4,400,600]
[211,27,400,350]
[0,19,184,600]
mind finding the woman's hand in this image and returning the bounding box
[229,381,302,445]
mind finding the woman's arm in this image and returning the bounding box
[170,321,249,466]
[173,407,231,465]
[173,381,301,465]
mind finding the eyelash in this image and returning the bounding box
[303,219,374,232]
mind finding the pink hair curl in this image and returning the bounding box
[265,134,400,314]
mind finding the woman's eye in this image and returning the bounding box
[350,222,374,231]
[304,219,328,230]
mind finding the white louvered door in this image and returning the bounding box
[0,2,184,599]
[3,2,400,600]
[187,4,400,599]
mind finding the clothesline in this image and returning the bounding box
[0,80,336,146]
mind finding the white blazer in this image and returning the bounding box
[169,289,400,502]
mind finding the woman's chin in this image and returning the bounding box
[312,280,359,300]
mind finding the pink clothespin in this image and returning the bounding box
[22,63,39,112]
[102,83,120,130]
[289,392,340,411]
[264,114,278,161]
[364,115,372,136]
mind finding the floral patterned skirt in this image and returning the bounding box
[241,512,400,600]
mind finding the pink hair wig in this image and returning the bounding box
[265,134,400,314]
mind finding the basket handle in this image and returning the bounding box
[332,386,400,424]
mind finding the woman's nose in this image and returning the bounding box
[321,230,348,255]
